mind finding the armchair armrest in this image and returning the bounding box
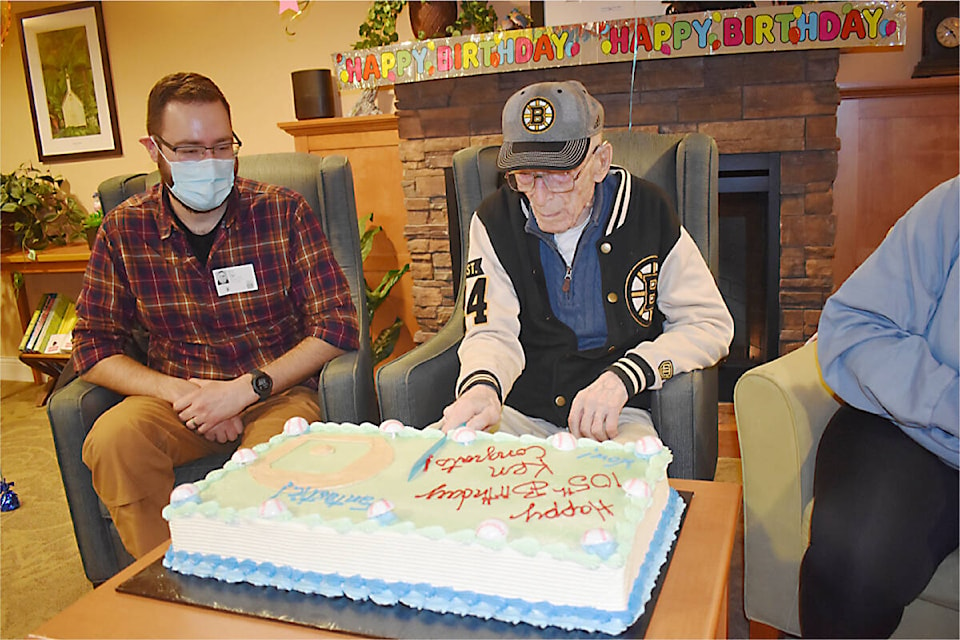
[650,366,718,480]
[319,348,377,424]
[376,312,464,428]
[733,341,840,635]
[47,374,126,584]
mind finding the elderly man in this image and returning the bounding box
[73,72,359,558]
[440,80,733,443]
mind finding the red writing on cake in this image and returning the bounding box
[554,472,623,496]
[414,483,511,511]
[510,498,616,523]
[512,472,622,499]
[432,445,552,479]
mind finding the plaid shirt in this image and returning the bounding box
[72,178,360,384]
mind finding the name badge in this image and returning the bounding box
[213,264,258,296]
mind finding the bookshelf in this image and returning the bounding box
[1,242,90,391]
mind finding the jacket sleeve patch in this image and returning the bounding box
[658,360,674,380]
[464,258,484,279]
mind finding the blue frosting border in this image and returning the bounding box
[164,488,686,635]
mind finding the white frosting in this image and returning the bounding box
[230,448,258,465]
[283,416,310,436]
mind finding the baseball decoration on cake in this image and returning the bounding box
[162,421,684,634]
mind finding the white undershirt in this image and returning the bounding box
[553,200,594,266]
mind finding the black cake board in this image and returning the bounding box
[117,491,692,639]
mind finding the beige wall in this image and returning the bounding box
[0,1,924,380]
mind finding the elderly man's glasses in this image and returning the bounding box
[506,145,602,194]
[153,132,242,162]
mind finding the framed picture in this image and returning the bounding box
[18,1,121,162]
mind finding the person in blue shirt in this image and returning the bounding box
[800,176,959,637]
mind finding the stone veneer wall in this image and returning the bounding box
[394,50,839,355]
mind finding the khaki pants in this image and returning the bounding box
[81,385,321,558]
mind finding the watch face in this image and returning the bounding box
[252,371,273,398]
[936,16,960,48]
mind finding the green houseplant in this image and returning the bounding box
[0,164,86,252]
[354,0,406,49]
[81,209,103,248]
[359,213,411,365]
[354,1,499,48]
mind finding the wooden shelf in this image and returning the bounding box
[277,114,399,137]
[2,242,89,387]
[0,242,91,274]
[18,351,71,405]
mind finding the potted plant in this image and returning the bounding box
[359,213,410,365]
[0,164,86,252]
[353,0,406,49]
[81,209,103,249]
[446,1,499,37]
[354,1,500,48]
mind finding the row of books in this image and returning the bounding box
[19,293,77,355]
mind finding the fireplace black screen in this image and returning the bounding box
[717,153,781,400]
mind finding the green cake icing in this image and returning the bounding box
[164,421,672,568]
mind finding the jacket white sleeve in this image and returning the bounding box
[617,227,734,392]
[456,215,525,401]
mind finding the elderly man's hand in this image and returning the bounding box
[441,384,502,432]
[568,371,629,441]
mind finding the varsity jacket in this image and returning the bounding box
[456,167,733,427]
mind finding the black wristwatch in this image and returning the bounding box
[249,369,273,402]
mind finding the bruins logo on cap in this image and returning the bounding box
[522,97,554,133]
[625,256,659,327]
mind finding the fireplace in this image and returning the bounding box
[394,50,839,374]
[717,153,781,399]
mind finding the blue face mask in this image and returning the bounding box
[160,152,235,212]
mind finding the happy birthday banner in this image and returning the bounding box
[333,1,904,90]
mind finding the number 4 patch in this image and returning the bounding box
[466,277,488,324]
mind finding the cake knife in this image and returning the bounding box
[407,432,450,481]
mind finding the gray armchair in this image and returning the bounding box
[47,152,376,585]
[376,132,721,480]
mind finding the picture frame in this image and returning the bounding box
[18,1,121,162]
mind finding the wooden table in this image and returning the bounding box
[30,479,741,639]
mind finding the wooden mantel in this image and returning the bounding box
[278,114,400,139]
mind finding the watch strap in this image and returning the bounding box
[249,368,273,402]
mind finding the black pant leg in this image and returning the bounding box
[799,405,959,638]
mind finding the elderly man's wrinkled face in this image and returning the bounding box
[507,139,612,234]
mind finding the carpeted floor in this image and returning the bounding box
[1,381,92,640]
[0,380,748,639]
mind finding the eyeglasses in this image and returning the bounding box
[506,144,602,194]
[153,132,242,162]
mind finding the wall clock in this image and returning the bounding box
[913,1,960,78]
